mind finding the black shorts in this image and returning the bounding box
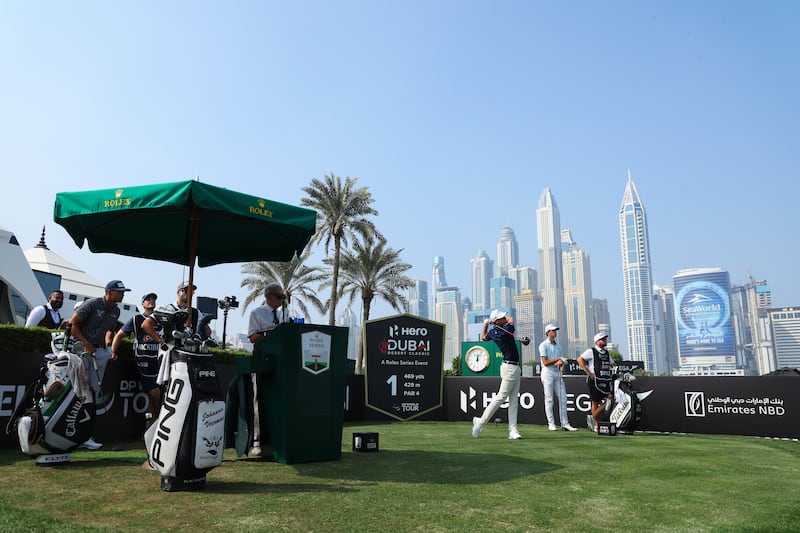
[587,378,612,403]
[139,375,159,392]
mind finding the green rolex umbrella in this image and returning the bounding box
[53,179,317,322]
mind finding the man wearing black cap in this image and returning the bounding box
[69,279,132,449]
[111,292,163,423]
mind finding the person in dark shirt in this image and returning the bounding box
[110,292,163,423]
[471,309,523,440]
[69,280,132,449]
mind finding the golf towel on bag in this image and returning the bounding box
[144,349,225,491]
[9,348,94,461]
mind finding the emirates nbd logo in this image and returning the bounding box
[685,392,705,417]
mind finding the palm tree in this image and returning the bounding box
[301,173,381,325]
[323,237,413,374]
[240,247,327,320]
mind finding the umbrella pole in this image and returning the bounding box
[186,208,200,330]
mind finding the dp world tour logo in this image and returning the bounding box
[460,387,478,413]
[685,391,706,417]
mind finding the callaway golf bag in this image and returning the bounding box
[144,308,225,491]
[606,371,652,434]
[5,325,94,465]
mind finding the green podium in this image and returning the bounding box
[235,323,349,464]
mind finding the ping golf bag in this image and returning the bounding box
[144,309,225,491]
[606,372,652,434]
[5,326,94,465]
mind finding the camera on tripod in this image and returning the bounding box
[218,295,239,310]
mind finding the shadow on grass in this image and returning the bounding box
[203,481,360,495]
[295,450,561,484]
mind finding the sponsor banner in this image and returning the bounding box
[1,351,237,450]
[445,376,799,439]
[674,272,735,364]
[364,314,444,421]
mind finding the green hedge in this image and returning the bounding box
[0,323,247,364]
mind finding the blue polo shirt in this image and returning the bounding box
[486,324,519,363]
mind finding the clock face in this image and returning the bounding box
[465,345,490,372]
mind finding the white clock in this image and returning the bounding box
[465,345,491,373]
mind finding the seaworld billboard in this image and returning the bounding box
[674,268,735,366]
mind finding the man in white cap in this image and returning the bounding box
[578,333,617,432]
[538,324,578,431]
[471,309,523,440]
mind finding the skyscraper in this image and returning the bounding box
[489,276,515,310]
[513,289,539,368]
[593,298,611,341]
[731,278,776,374]
[408,278,429,319]
[496,226,519,277]
[508,265,536,296]
[537,187,568,354]
[653,284,679,373]
[561,228,594,357]
[337,306,361,361]
[432,256,447,309]
[470,249,492,311]
[769,308,800,370]
[435,286,464,365]
[618,171,660,371]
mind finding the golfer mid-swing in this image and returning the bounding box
[471,309,523,440]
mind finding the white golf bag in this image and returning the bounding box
[606,372,652,434]
[144,309,225,491]
[5,327,94,465]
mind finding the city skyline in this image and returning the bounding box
[2,3,798,350]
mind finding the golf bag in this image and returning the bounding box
[5,326,94,465]
[144,309,225,491]
[606,372,651,434]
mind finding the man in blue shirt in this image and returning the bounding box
[471,309,523,440]
[539,324,579,432]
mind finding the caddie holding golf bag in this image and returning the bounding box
[5,325,95,465]
[141,300,225,492]
[577,333,617,432]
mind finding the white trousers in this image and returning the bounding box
[479,362,521,432]
[541,369,569,426]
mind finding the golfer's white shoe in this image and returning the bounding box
[471,417,484,438]
[80,437,103,450]
[508,430,523,440]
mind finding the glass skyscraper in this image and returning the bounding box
[618,171,660,370]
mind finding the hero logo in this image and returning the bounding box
[459,387,537,413]
[388,324,428,337]
[460,387,478,412]
[685,391,706,417]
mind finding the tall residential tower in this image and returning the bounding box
[537,188,568,354]
[619,171,661,371]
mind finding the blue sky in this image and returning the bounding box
[2,2,798,353]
